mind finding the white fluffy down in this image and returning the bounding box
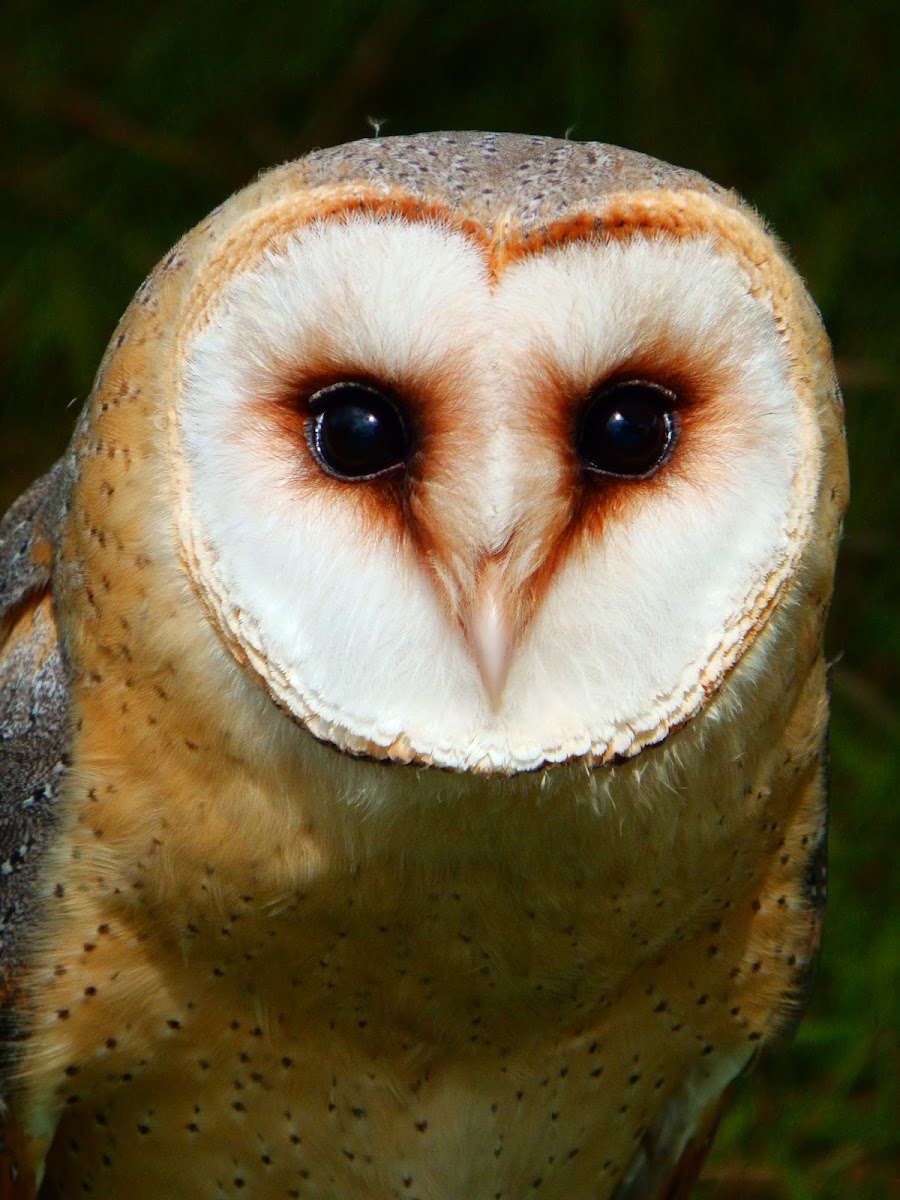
[176,214,814,772]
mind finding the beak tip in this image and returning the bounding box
[468,586,516,710]
[479,659,511,711]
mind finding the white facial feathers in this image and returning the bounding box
[174,211,815,773]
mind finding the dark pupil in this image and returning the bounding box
[310,383,408,479]
[578,381,675,477]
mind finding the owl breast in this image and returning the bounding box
[34,676,826,1200]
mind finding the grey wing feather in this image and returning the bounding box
[0,462,68,630]
[0,460,73,1117]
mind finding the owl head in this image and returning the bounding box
[58,133,846,781]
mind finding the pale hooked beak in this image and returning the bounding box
[464,560,520,709]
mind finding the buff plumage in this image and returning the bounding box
[0,132,846,1199]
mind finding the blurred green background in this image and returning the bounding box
[1,1,897,1196]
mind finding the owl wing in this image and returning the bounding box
[612,1083,734,1200]
[1,459,72,1191]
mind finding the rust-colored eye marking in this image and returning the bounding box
[577,379,679,478]
[306,381,411,481]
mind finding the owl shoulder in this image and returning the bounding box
[0,457,72,1014]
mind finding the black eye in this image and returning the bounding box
[577,380,678,478]
[307,382,410,480]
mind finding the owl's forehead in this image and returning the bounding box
[273,132,726,233]
[181,133,752,293]
[173,138,780,356]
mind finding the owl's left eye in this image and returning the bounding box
[307,382,410,480]
[577,380,678,479]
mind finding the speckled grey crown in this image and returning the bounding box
[281,132,725,229]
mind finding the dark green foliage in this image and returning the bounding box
[1,2,896,1194]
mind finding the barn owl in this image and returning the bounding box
[0,132,847,1199]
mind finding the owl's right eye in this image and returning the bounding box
[306,382,410,481]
